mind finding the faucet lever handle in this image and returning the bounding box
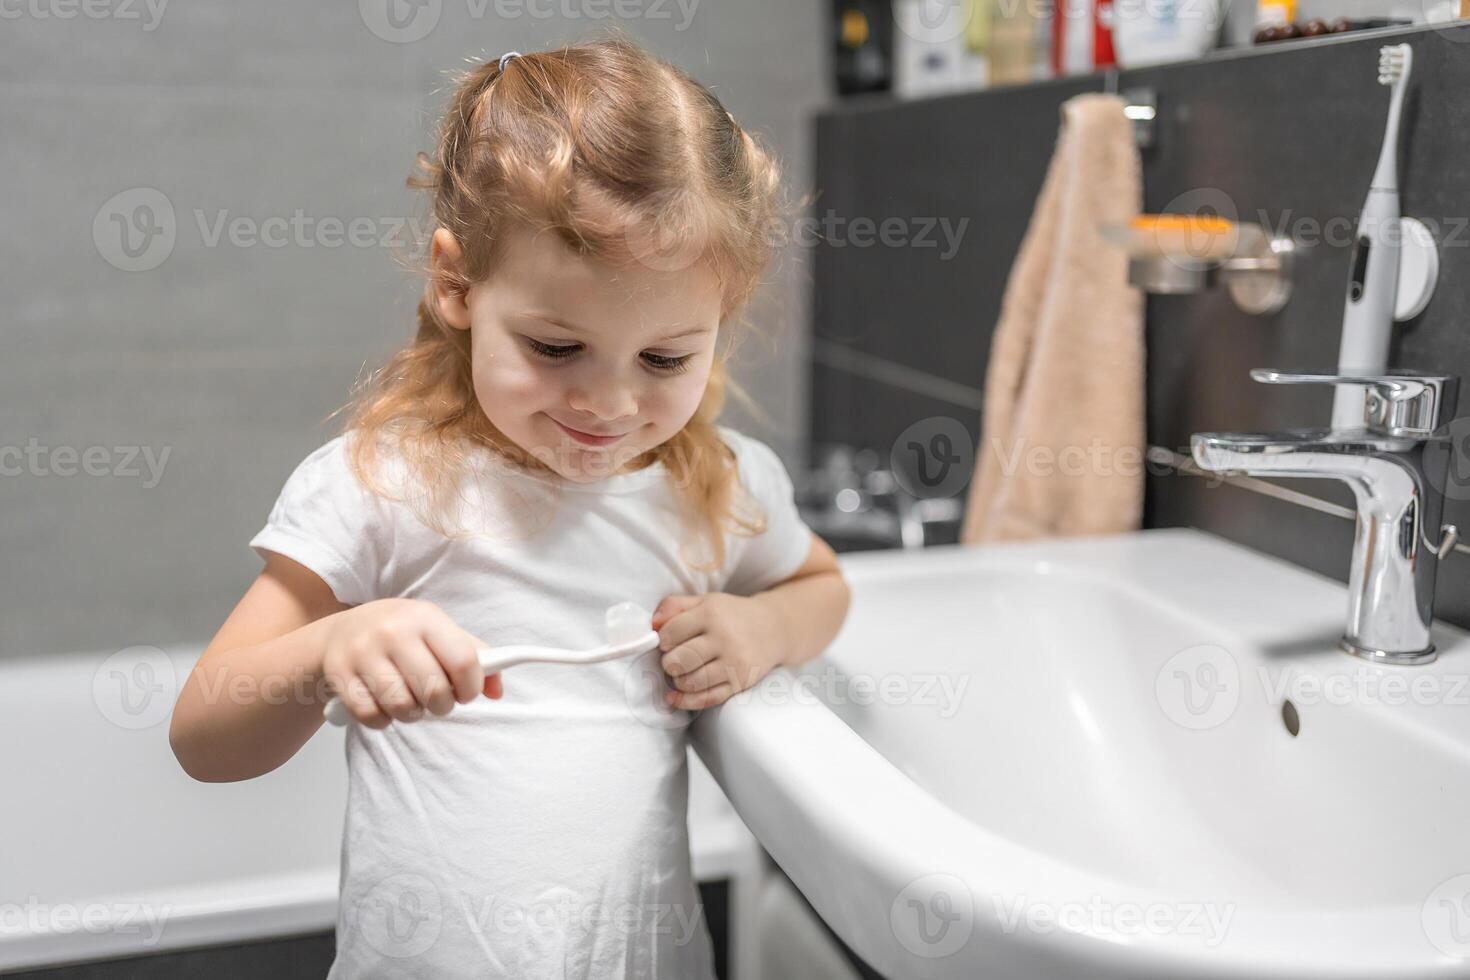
[1249,368,1458,438]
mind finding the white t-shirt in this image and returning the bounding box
[249,425,812,980]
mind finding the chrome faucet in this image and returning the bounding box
[797,444,965,550]
[1192,369,1460,665]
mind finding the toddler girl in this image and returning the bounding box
[168,35,850,980]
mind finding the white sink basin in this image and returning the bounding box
[692,528,1470,979]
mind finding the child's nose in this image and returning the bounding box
[567,385,637,422]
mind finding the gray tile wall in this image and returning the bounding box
[3,1,828,658]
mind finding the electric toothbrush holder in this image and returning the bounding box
[1103,213,1439,321]
[1388,216,1438,321]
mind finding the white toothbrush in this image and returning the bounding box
[1332,42,1413,428]
[322,601,659,727]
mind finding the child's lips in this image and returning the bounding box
[552,418,628,446]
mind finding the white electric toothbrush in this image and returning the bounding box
[322,601,659,727]
[1332,43,1413,429]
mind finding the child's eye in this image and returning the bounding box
[525,337,690,374]
[641,352,692,374]
[526,339,580,360]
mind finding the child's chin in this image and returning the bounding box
[548,443,650,483]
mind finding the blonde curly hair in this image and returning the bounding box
[342,33,791,570]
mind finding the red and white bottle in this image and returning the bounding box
[1051,0,1117,76]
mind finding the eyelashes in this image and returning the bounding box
[523,339,693,375]
[639,352,692,375]
[525,339,578,360]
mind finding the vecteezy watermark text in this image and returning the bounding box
[0,0,167,30]
[358,0,701,44]
[0,897,172,946]
[0,440,169,488]
[992,895,1236,947]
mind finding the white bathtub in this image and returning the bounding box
[0,646,756,974]
[0,645,344,971]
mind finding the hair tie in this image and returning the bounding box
[498,51,521,72]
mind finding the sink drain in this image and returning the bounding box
[1281,699,1300,737]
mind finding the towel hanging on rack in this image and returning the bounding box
[961,93,1145,544]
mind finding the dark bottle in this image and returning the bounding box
[833,0,893,95]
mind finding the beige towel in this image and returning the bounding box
[961,93,1144,545]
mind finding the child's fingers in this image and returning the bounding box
[671,657,730,693]
[668,682,734,711]
[661,637,716,679]
[652,594,702,631]
[388,638,457,717]
[335,672,391,729]
[422,619,487,705]
[483,673,503,699]
[655,605,705,652]
[350,657,419,724]
[383,644,441,722]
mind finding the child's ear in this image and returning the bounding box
[429,227,472,331]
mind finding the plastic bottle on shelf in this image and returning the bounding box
[986,0,1050,85]
[1111,0,1223,67]
[892,0,990,97]
[1052,0,1118,76]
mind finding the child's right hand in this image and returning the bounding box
[321,598,503,728]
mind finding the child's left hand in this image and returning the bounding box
[651,593,784,711]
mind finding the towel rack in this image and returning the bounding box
[1104,70,1157,149]
[1123,88,1158,148]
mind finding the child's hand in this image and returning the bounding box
[651,593,784,711]
[322,598,503,729]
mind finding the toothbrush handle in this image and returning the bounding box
[321,644,566,727]
[477,644,566,674]
[1333,189,1402,428]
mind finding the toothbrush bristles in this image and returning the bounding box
[1378,44,1409,85]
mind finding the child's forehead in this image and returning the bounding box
[493,223,722,333]
[501,221,712,286]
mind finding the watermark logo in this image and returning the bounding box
[893,0,975,44]
[0,0,169,30]
[0,898,172,946]
[359,0,441,42]
[623,649,689,730]
[1259,664,1470,708]
[725,665,972,718]
[623,210,972,274]
[1111,0,1231,34]
[623,210,708,275]
[1420,1,1470,42]
[993,894,1235,946]
[891,416,975,500]
[1425,416,1470,503]
[1423,873,1470,958]
[93,188,437,272]
[0,440,171,487]
[1148,186,1240,270]
[473,889,706,946]
[987,435,1151,483]
[355,873,443,958]
[780,211,970,259]
[1155,643,1239,730]
[359,0,700,42]
[93,188,175,272]
[92,646,178,730]
[890,873,974,959]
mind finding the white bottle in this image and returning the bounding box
[893,0,990,97]
[1111,0,1222,67]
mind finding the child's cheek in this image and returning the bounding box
[472,352,549,427]
[662,365,715,422]
[477,339,543,394]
